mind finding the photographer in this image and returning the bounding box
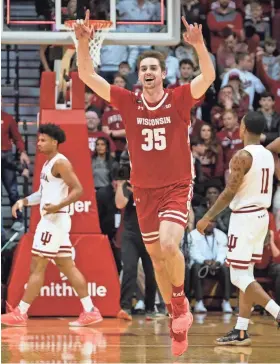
[188,221,232,313]
[115,151,157,320]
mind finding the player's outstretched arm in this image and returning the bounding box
[74,10,111,102]
[43,160,83,214]
[181,17,215,99]
[266,137,280,154]
[196,150,252,234]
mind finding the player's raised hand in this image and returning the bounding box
[74,9,94,41]
[182,16,204,48]
[196,217,210,235]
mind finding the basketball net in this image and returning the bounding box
[64,20,113,67]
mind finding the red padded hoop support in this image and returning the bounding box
[64,19,113,30]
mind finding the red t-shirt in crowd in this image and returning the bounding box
[88,131,116,154]
[110,84,200,188]
[102,109,126,152]
[217,128,243,169]
[1,111,25,152]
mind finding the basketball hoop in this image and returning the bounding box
[64,19,113,66]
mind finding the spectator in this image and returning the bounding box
[100,45,139,82]
[92,137,120,268]
[197,123,224,180]
[116,0,159,33]
[115,178,157,320]
[102,75,127,161]
[217,110,243,175]
[189,108,204,139]
[222,52,265,108]
[216,30,238,77]
[154,46,179,85]
[168,59,195,89]
[207,0,244,54]
[262,38,279,80]
[254,213,280,306]
[1,110,30,231]
[244,1,270,48]
[118,61,138,91]
[188,221,232,313]
[174,40,199,68]
[191,138,208,199]
[194,182,231,234]
[84,86,108,113]
[258,92,280,146]
[86,108,116,155]
[227,73,250,115]
[181,0,204,28]
[211,85,243,130]
[256,48,280,113]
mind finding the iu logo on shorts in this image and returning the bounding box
[228,234,238,252]
[41,231,52,245]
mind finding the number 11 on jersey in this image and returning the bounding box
[261,168,269,194]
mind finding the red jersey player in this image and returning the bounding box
[75,11,215,357]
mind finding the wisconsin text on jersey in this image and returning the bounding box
[137,117,172,126]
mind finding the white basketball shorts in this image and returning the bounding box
[226,207,269,270]
[32,213,72,259]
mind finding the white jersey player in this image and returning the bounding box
[32,152,72,259]
[197,112,280,345]
[2,123,103,327]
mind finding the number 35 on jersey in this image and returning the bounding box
[141,128,167,151]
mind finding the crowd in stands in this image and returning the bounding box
[1,0,280,316]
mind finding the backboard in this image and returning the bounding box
[1,0,181,46]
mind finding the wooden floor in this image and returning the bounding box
[1,313,280,363]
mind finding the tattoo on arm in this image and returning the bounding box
[204,150,252,220]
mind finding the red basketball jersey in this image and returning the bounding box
[110,84,199,188]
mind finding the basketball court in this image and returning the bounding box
[1,314,280,363]
[1,1,280,363]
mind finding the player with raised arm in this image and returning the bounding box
[1,123,103,327]
[197,112,280,345]
[74,11,215,357]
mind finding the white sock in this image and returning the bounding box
[18,300,30,314]
[235,317,249,331]
[80,296,94,312]
[265,299,280,319]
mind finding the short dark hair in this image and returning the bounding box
[179,59,194,69]
[235,52,249,64]
[243,111,265,135]
[38,123,66,144]
[86,106,102,118]
[260,91,275,101]
[222,28,237,39]
[137,50,166,71]
[119,61,130,68]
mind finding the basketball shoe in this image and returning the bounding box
[69,307,103,327]
[172,296,193,334]
[168,315,189,357]
[1,306,28,327]
[215,328,252,346]
[117,309,132,321]
[169,298,193,357]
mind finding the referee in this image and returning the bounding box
[115,177,157,320]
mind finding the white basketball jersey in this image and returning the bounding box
[40,153,69,215]
[230,145,275,211]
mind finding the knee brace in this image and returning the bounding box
[230,263,255,293]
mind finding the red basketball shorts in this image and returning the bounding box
[133,180,193,244]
